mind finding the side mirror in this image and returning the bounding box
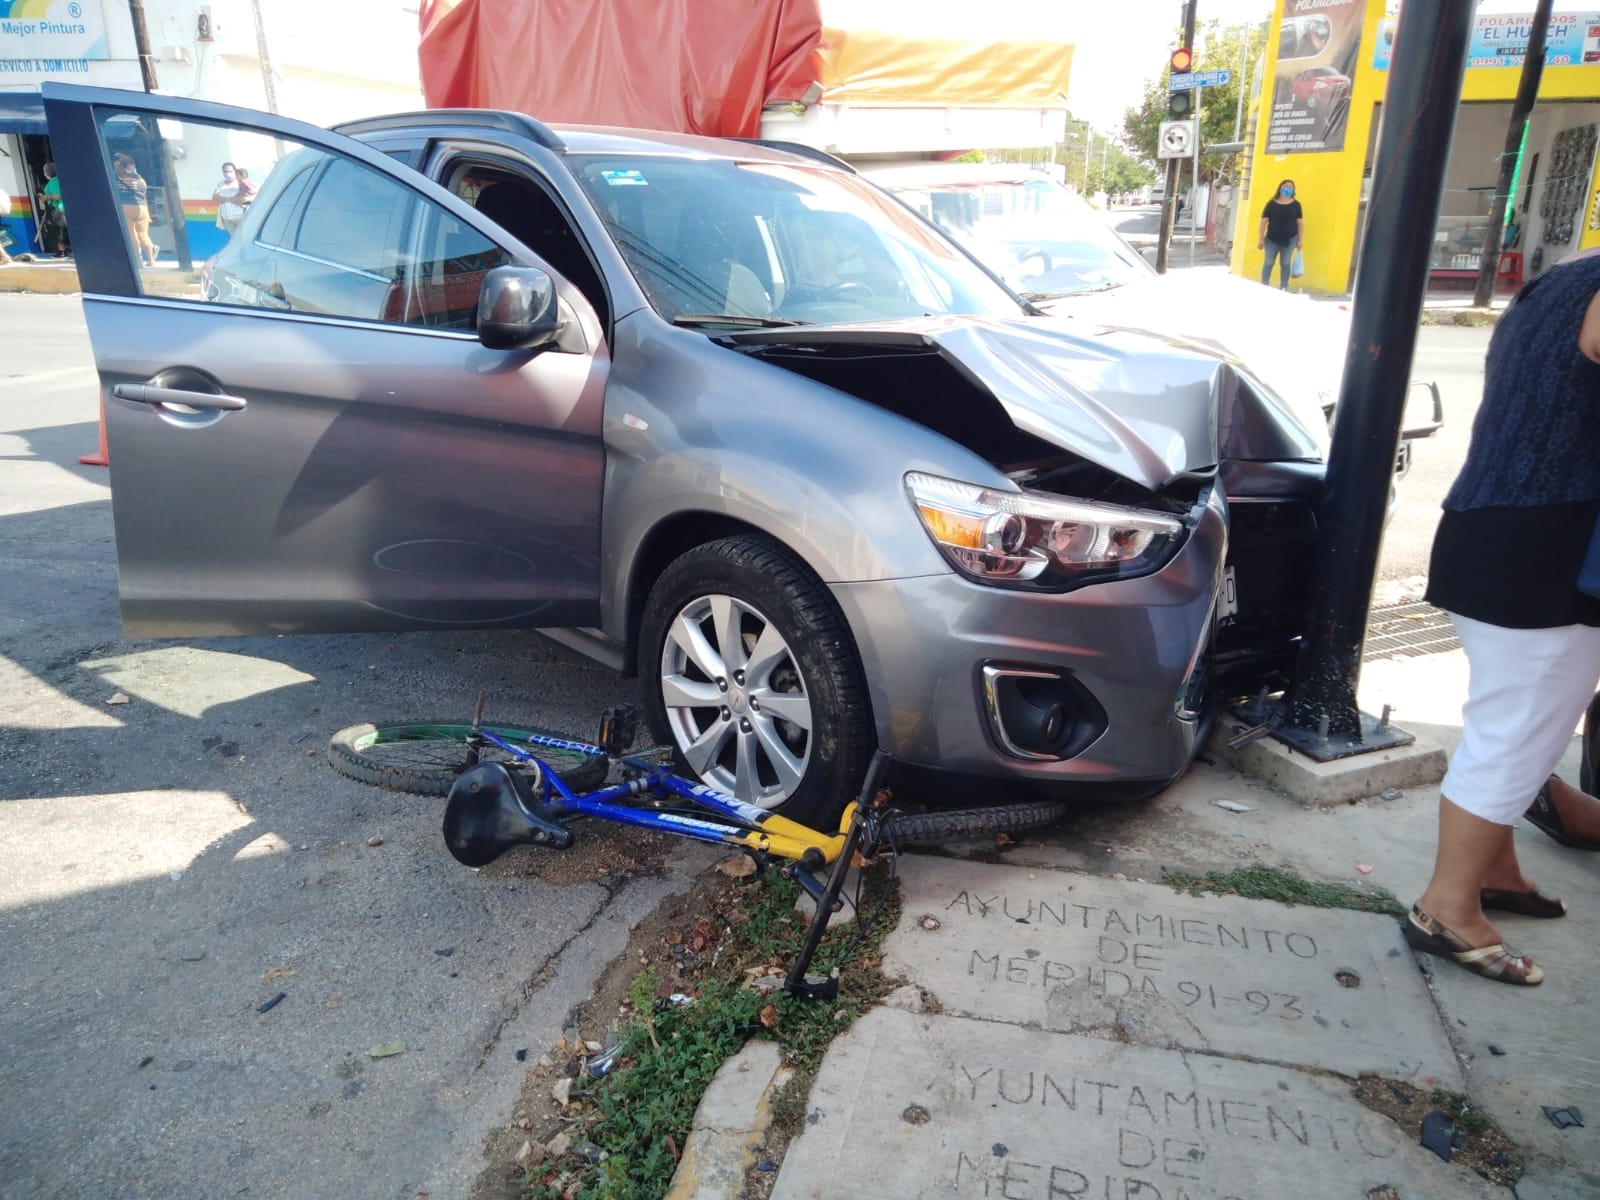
[1140,246,1159,266]
[1401,379,1444,440]
[477,266,560,351]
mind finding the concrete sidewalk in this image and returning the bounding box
[687,645,1600,1199]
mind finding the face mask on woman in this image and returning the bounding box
[1281,186,1295,198]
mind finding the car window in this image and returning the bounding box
[572,155,1026,324]
[88,107,510,330]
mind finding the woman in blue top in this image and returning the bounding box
[1406,249,1600,985]
[113,153,158,268]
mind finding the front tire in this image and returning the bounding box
[638,534,874,829]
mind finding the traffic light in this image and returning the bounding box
[1168,46,1194,118]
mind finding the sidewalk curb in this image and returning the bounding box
[0,262,199,298]
[1420,306,1502,327]
[662,1041,791,1200]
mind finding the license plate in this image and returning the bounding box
[1219,566,1240,619]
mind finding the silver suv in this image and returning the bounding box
[45,84,1328,826]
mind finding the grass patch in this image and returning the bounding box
[1160,864,1406,917]
[524,865,900,1200]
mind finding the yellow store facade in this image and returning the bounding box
[1229,0,1600,295]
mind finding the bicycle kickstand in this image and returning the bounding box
[782,751,890,1000]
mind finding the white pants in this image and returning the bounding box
[1441,613,1600,825]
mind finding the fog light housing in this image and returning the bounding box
[981,666,1107,761]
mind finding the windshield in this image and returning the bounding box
[572,156,1027,325]
[874,173,1154,299]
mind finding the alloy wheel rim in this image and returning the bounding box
[659,593,813,807]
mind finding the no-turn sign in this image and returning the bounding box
[1158,120,1197,159]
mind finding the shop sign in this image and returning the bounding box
[0,0,108,62]
[1375,7,1600,70]
[1267,0,1367,155]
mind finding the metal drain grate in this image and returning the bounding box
[1363,601,1461,661]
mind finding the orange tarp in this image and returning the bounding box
[417,0,1073,138]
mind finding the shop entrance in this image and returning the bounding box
[1351,99,1598,294]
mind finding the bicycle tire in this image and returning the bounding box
[878,800,1067,847]
[328,721,610,798]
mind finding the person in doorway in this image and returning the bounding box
[1258,179,1302,289]
[212,161,247,236]
[1406,248,1600,986]
[39,163,69,257]
[0,183,13,265]
[113,153,158,268]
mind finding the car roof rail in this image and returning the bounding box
[331,109,565,151]
[727,138,857,173]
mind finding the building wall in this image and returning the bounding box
[1229,1,1600,294]
[2,0,422,256]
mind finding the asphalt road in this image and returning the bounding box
[0,295,698,1200]
[0,293,1487,1199]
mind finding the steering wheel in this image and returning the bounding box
[818,281,876,302]
[1013,249,1055,276]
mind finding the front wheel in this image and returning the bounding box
[639,534,874,830]
[879,800,1068,847]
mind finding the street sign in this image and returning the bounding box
[1158,120,1196,158]
[1170,68,1231,91]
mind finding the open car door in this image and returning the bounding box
[41,83,607,637]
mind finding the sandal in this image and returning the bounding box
[1480,886,1567,918]
[1403,906,1543,986]
[1524,779,1600,851]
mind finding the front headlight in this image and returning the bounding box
[905,472,1185,591]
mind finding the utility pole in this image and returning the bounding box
[249,0,281,114]
[1156,0,1198,273]
[1271,0,1475,755]
[1472,0,1552,308]
[126,0,192,269]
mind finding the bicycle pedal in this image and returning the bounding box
[598,704,641,757]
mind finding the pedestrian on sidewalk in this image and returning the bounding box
[39,163,69,257]
[212,161,248,236]
[1407,247,1600,986]
[113,153,159,268]
[1258,179,1302,289]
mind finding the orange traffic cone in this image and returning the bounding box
[79,394,109,467]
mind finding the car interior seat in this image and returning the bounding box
[473,181,609,322]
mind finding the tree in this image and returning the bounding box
[1122,18,1270,183]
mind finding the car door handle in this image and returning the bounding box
[112,383,249,411]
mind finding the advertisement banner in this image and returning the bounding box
[1267,0,1367,155]
[1376,8,1600,70]
[0,0,108,62]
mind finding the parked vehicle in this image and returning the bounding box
[46,83,1334,825]
[1291,67,1353,110]
[861,162,1441,481]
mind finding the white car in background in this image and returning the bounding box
[862,162,1443,480]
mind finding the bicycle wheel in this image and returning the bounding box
[878,800,1067,847]
[328,721,610,797]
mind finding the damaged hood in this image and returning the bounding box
[725,314,1234,491]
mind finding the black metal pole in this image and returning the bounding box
[1156,0,1199,274]
[1283,0,1474,739]
[1471,0,1552,308]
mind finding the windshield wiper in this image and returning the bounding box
[672,313,808,328]
[1022,282,1128,301]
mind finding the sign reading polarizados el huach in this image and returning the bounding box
[0,0,109,62]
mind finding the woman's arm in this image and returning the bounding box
[1579,284,1600,365]
[1296,215,1304,244]
[1258,216,1269,248]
